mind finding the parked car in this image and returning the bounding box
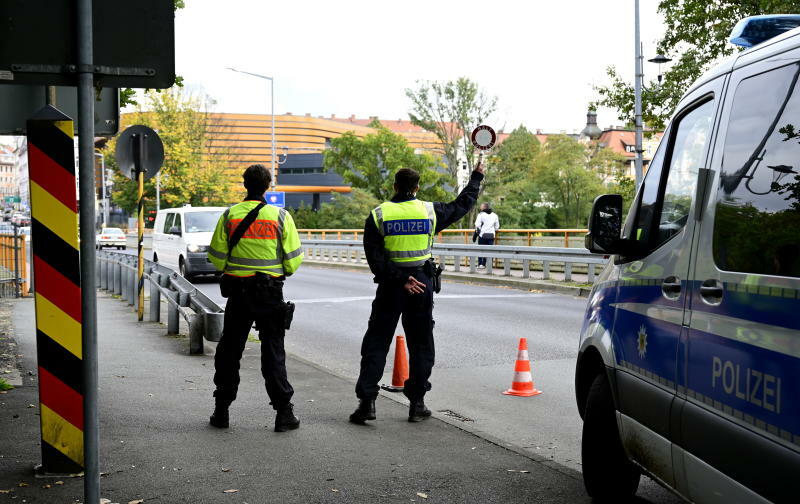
[96,227,127,250]
[152,205,226,280]
[11,213,30,226]
[576,15,800,504]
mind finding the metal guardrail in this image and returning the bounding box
[302,239,608,283]
[95,250,224,354]
[0,231,29,298]
[299,228,589,248]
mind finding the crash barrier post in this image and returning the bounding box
[96,251,225,354]
[300,239,607,284]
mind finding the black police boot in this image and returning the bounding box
[408,399,432,423]
[349,399,376,424]
[209,403,230,429]
[274,403,300,432]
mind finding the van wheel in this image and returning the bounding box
[179,258,193,281]
[582,372,640,502]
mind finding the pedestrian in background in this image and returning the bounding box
[207,164,304,432]
[350,163,485,424]
[475,203,500,269]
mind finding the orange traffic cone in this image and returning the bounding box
[380,335,409,392]
[503,337,542,397]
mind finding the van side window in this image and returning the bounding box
[624,98,715,253]
[173,214,182,233]
[163,213,174,233]
[623,133,666,245]
[658,99,715,243]
[714,63,800,278]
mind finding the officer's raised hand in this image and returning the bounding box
[474,160,485,175]
[404,276,426,295]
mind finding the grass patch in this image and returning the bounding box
[247,333,260,343]
[0,378,13,391]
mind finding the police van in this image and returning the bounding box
[577,15,800,503]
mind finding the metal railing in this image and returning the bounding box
[96,250,224,354]
[302,239,607,283]
[0,232,29,298]
[298,228,589,248]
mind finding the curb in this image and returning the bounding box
[302,260,591,298]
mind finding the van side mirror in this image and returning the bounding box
[169,226,181,236]
[585,194,623,254]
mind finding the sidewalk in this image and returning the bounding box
[0,294,591,503]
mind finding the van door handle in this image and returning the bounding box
[699,279,724,305]
[661,276,681,300]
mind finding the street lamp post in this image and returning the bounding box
[227,67,276,188]
[634,0,644,189]
[634,2,672,189]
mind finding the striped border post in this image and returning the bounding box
[137,163,145,320]
[27,106,84,474]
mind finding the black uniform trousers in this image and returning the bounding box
[213,275,293,410]
[355,268,435,401]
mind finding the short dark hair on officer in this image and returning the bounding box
[395,168,420,194]
[243,164,272,193]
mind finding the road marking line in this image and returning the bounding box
[292,293,552,304]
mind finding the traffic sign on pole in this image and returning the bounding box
[265,191,286,208]
[115,125,164,321]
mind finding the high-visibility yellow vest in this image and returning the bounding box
[208,200,304,277]
[372,199,436,267]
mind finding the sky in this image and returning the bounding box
[173,0,666,133]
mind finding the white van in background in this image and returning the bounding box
[152,205,227,280]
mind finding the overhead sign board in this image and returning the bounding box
[265,192,286,208]
[0,86,118,135]
[0,0,175,88]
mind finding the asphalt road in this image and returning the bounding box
[189,266,681,503]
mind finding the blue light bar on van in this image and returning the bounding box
[729,15,800,48]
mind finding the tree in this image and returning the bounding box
[594,1,800,130]
[323,125,449,202]
[406,77,497,182]
[108,88,236,219]
[535,135,605,228]
[478,126,548,228]
[290,189,381,229]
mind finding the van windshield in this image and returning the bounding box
[184,211,223,233]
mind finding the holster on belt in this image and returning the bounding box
[425,259,444,294]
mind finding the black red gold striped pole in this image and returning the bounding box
[27,106,84,474]
[137,157,145,321]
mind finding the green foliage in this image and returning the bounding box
[108,88,236,220]
[535,135,605,228]
[323,125,449,202]
[0,378,12,391]
[290,189,381,229]
[594,1,800,130]
[406,77,497,182]
[481,126,547,228]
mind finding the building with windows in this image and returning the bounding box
[0,143,18,205]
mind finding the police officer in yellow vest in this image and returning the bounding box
[206,164,304,432]
[350,164,485,424]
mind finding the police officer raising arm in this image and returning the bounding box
[350,163,485,424]
[206,164,304,432]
